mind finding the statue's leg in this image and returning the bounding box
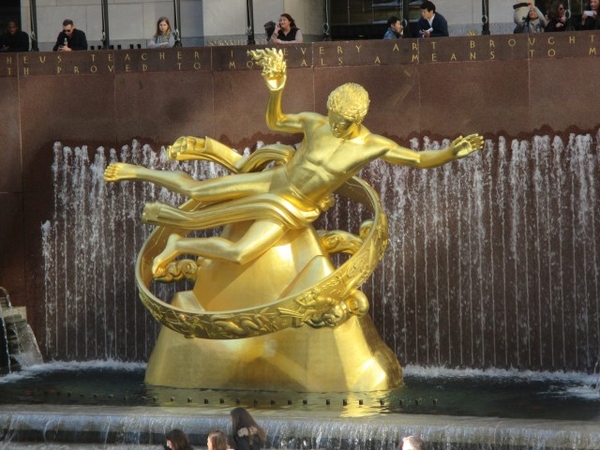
[185,170,271,201]
[104,163,201,195]
[152,219,287,275]
[105,163,273,202]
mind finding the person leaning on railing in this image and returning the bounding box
[52,19,87,51]
[148,16,176,48]
[417,1,449,37]
[269,13,303,43]
[0,20,29,52]
[576,0,600,29]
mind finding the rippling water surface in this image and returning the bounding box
[1,362,598,421]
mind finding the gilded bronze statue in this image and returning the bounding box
[104,49,483,391]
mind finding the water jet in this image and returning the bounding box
[0,288,43,375]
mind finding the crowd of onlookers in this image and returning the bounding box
[512,0,577,33]
[2,1,599,53]
[0,11,303,53]
[165,407,266,450]
[161,406,428,450]
[381,0,599,40]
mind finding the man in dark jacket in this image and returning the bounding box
[53,19,88,51]
[417,1,449,37]
[0,20,30,52]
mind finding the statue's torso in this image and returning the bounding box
[280,122,384,204]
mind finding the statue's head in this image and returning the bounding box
[327,83,370,124]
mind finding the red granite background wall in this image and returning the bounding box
[1,33,599,371]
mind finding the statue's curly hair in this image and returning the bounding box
[326,83,370,124]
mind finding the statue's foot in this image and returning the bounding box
[103,162,139,182]
[167,136,206,161]
[152,233,182,278]
[142,202,164,224]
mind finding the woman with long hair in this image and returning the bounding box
[148,16,175,48]
[269,13,303,43]
[545,1,568,31]
[230,407,266,450]
[165,429,193,450]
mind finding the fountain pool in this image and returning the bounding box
[1,362,599,449]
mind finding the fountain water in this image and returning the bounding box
[40,141,230,362]
[0,287,43,374]
[38,134,600,370]
[1,133,598,448]
[357,133,600,371]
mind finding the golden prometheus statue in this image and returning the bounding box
[104,48,483,391]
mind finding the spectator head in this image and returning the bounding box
[155,16,172,36]
[6,20,19,35]
[387,16,400,27]
[421,1,436,13]
[165,429,191,450]
[207,430,228,450]
[279,13,297,29]
[62,19,75,35]
[386,16,403,35]
[528,8,539,19]
[264,20,276,39]
[398,436,428,450]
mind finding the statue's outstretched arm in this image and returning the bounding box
[381,133,484,169]
[248,48,303,134]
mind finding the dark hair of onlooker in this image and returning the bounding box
[62,19,74,27]
[166,429,193,450]
[545,0,568,30]
[387,16,400,26]
[264,21,276,39]
[230,407,266,443]
[280,13,298,30]
[421,1,436,12]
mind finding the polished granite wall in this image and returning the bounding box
[1,33,599,371]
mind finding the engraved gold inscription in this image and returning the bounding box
[1,34,598,78]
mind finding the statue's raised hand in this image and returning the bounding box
[450,134,484,159]
[248,48,287,91]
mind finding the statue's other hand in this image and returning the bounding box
[451,133,484,159]
[248,48,287,91]
[167,136,207,161]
